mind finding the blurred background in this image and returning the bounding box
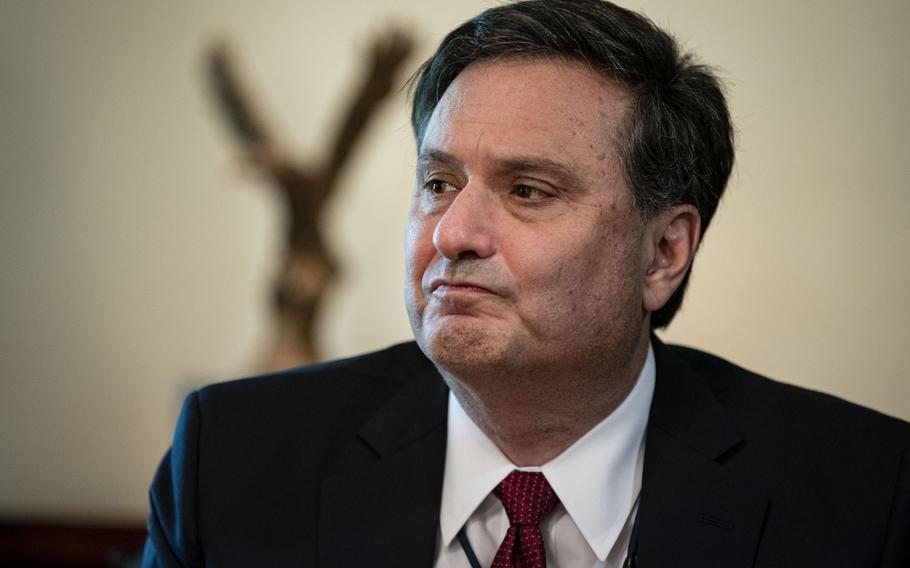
[1,0,908,564]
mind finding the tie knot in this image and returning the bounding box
[494,471,559,527]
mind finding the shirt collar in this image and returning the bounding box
[437,343,656,561]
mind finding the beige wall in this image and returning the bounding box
[1,0,907,520]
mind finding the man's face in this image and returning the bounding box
[405,59,650,378]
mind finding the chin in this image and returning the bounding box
[416,318,516,375]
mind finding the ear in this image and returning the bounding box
[642,205,701,313]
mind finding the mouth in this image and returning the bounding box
[428,278,497,296]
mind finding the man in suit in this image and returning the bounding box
[143,1,910,566]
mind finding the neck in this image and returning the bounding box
[444,328,651,467]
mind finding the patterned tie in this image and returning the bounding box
[491,470,560,568]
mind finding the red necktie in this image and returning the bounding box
[491,471,560,568]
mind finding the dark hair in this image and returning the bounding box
[409,0,734,328]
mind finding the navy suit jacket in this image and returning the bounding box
[142,339,910,566]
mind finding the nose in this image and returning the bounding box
[432,183,496,260]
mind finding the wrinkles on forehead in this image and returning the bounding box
[427,60,627,154]
[417,57,631,148]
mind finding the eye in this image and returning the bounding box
[512,184,551,201]
[425,179,453,195]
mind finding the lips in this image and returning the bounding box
[427,279,499,312]
[428,278,496,295]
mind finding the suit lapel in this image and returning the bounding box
[318,364,449,568]
[637,339,769,567]
[317,338,771,566]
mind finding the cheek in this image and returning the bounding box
[535,222,641,312]
[404,215,436,285]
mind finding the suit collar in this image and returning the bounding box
[357,360,449,458]
[318,355,449,568]
[646,336,743,466]
[636,337,768,567]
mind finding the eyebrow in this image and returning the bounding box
[416,149,463,172]
[417,148,583,188]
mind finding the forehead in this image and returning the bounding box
[420,58,630,169]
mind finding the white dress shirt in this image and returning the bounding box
[433,344,655,568]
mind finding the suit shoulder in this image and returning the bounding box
[189,341,436,436]
[668,343,910,439]
[175,341,438,467]
[197,341,431,402]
